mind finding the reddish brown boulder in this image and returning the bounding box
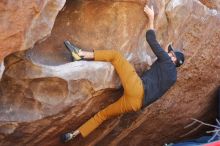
[0,0,220,146]
[0,0,65,62]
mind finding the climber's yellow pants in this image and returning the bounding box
[79,50,144,137]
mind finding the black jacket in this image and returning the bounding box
[141,30,177,108]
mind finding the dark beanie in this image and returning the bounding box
[174,51,184,67]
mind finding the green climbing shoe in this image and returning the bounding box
[64,40,82,61]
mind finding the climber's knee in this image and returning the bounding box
[126,97,142,112]
[132,102,142,112]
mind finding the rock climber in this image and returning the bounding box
[60,4,185,143]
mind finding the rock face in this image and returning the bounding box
[200,0,220,9]
[0,0,66,62]
[0,0,220,146]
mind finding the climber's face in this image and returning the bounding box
[168,51,177,64]
[166,42,177,65]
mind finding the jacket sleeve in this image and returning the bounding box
[146,29,170,61]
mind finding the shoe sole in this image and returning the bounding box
[64,40,75,53]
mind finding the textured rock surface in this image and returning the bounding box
[200,0,220,9]
[0,51,120,122]
[28,0,152,67]
[0,62,4,79]
[0,0,66,62]
[0,0,220,146]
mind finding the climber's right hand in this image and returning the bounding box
[144,5,154,21]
